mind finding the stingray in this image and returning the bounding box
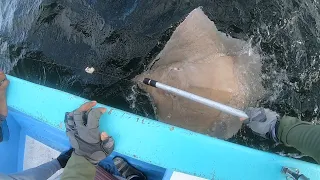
[135,7,264,139]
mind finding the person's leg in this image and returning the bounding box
[5,149,72,180]
[0,72,9,142]
[0,115,7,142]
[7,159,61,180]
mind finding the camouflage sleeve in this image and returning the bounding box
[60,152,96,180]
[277,116,320,163]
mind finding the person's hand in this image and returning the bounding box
[64,101,114,165]
[0,72,9,93]
[244,107,279,142]
[57,148,73,168]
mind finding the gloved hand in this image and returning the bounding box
[57,148,73,168]
[65,101,115,165]
[244,107,279,142]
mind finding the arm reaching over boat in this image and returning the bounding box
[0,148,73,180]
[0,71,9,142]
[245,108,320,163]
[61,101,115,180]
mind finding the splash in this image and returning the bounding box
[136,8,263,139]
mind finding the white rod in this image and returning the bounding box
[143,78,248,119]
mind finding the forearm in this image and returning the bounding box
[277,116,320,163]
[6,159,61,180]
[61,152,96,180]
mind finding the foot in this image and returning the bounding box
[113,157,147,180]
[0,72,9,117]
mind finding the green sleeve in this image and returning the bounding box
[60,152,96,180]
[277,116,320,163]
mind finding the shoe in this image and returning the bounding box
[113,157,147,180]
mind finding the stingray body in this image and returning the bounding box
[136,8,263,139]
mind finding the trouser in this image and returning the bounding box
[0,159,125,180]
[0,159,61,180]
[0,115,8,142]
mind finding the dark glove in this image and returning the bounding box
[57,148,73,168]
[244,107,279,142]
[65,102,115,165]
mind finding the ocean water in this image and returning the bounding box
[1,0,320,163]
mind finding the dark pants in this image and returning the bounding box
[0,115,7,142]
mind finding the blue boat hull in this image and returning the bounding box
[0,108,166,179]
[1,75,320,179]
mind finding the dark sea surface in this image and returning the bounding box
[1,0,320,163]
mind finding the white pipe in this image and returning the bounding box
[143,78,248,119]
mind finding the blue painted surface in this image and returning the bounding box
[0,108,70,174]
[2,119,9,141]
[9,108,70,152]
[0,107,164,179]
[3,75,320,179]
[162,169,174,180]
[0,114,21,173]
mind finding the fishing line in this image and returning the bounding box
[27,58,136,83]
